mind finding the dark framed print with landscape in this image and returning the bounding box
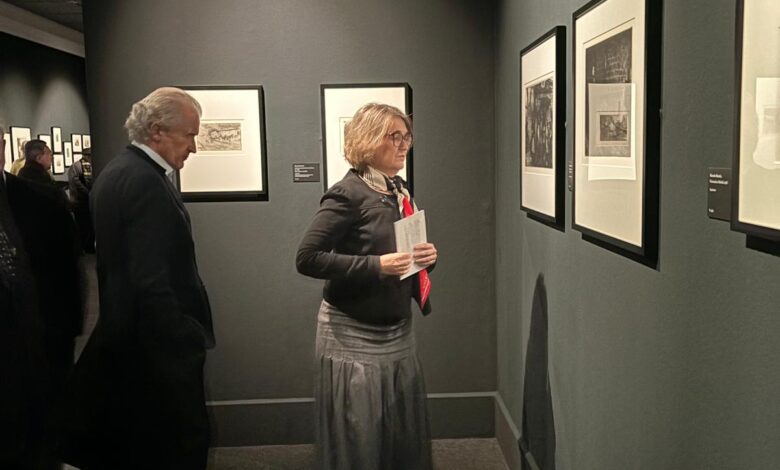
[573,0,662,265]
[178,85,268,202]
[732,0,780,241]
[320,83,413,192]
[520,26,566,228]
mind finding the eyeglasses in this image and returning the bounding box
[386,131,413,148]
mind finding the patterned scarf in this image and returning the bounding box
[358,166,415,217]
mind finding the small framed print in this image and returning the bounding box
[10,126,31,162]
[52,153,65,175]
[732,0,780,241]
[38,134,52,149]
[177,85,268,202]
[64,142,74,166]
[572,0,662,265]
[51,127,62,153]
[520,26,566,229]
[82,134,91,150]
[320,83,413,192]
[72,134,82,152]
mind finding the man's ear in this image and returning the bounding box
[149,123,162,142]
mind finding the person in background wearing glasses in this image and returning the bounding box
[297,103,437,469]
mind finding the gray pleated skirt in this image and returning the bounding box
[315,300,432,470]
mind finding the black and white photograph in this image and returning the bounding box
[520,25,566,227]
[573,0,662,264]
[82,134,91,149]
[197,121,243,152]
[51,126,62,152]
[524,75,554,169]
[52,153,65,174]
[732,0,780,240]
[72,133,82,152]
[179,85,268,201]
[10,126,31,161]
[321,83,412,191]
[64,141,74,166]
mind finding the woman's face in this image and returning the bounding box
[372,117,411,177]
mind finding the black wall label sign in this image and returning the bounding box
[707,167,731,221]
[293,163,320,183]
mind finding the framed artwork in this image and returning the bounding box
[38,134,51,149]
[320,83,413,192]
[572,0,662,265]
[64,142,74,166]
[82,134,91,150]
[732,0,780,241]
[3,134,11,172]
[72,134,82,152]
[52,153,65,175]
[10,126,31,162]
[73,154,82,163]
[51,127,62,153]
[177,85,268,202]
[520,26,566,228]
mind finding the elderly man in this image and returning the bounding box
[18,139,55,185]
[64,87,215,470]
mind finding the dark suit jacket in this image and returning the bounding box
[64,145,214,469]
[0,174,48,467]
[296,169,433,325]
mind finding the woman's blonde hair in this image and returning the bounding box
[343,103,412,171]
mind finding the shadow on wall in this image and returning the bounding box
[519,274,555,470]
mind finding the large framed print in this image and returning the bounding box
[732,0,780,241]
[51,126,62,153]
[320,83,413,192]
[10,126,31,162]
[178,85,268,202]
[573,0,662,265]
[520,26,566,228]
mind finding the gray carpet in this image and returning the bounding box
[208,438,508,470]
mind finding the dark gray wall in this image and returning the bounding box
[82,0,496,443]
[496,0,780,469]
[0,31,89,180]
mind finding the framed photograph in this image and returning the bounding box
[520,26,566,228]
[572,0,662,265]
[320,83,413,192]
[38,134,51,149]
[52,153,65,175]
[10,126,31,162]
[177,85,268,202]
[71,134,82,152]
[3,134,11,172]
[64,142,74,166]
[82,134,91,150]
[51,127,62,153]
[732,0,780,241]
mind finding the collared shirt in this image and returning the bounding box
[132,141,174,178]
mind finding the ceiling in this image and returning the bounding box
[4,0,83,32]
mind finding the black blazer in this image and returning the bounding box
[63,145,214,468]
[297,169,432,325]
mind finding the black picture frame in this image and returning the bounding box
[177,85,269,202]
[71,133,82,152]
[52,153,65,175]
[731,0,780,242]
[520,25,567,230]
[51,126,62,153]
[572,0,662,267]
[10,126,31,162]
[320,83,414,194]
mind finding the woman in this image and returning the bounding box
[18,139,55,185]
[297,103,438,469]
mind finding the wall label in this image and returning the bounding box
[293,163,320,183]
[707,167,731,221]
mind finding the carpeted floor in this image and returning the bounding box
[207,438,508,470]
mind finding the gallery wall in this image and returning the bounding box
[82,0,497,445]
[0,31,90,180]
[495,0,780,468]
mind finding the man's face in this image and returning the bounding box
[38,146,53,170]
[151,104,199,170]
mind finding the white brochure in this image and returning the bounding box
[394,210,427,280]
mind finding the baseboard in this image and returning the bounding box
[207,393,496,447]
[494,393,522,470]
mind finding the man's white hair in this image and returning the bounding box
[124,87,202,143]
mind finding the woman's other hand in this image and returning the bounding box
[413,243,437,268]
[380,252,413,276]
